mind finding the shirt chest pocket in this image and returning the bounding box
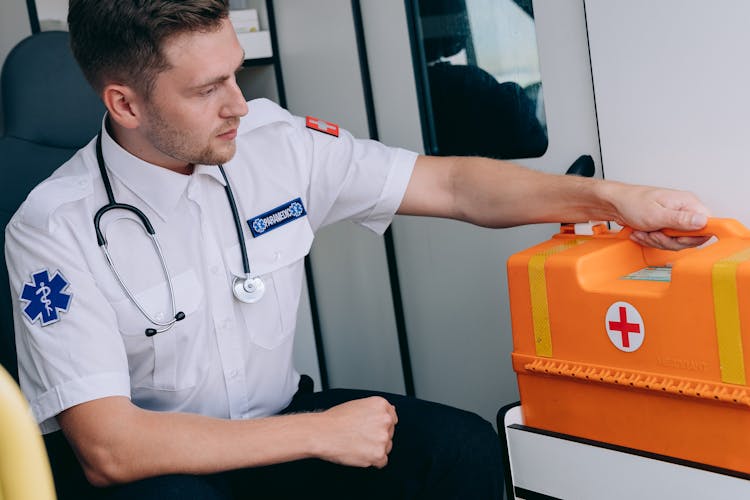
[112,268,205,391]
[228,217,314,350]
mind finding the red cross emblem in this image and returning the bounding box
[306,116,339,137]
[605,301,645,352]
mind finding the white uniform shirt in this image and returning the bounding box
[5,99,417,434]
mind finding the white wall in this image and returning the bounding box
[586,0,750,227]
[33,0,68,29]
[0,3,30,63]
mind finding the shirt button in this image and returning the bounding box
[155,312,165,321]
[210,265,220,275]
[228,369,239,378]
[274,251,282,262]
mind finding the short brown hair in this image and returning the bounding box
[68,0,229,95]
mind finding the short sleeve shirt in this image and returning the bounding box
[5,99,417,433]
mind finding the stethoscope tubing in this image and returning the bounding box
[100,223,181,328]
[219,165,251,277]
[93,129,263,336]
[94,132,187,336]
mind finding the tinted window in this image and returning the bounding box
[416,0,548,159]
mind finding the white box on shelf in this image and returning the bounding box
[229,9,260,33]
[237,31,273,60]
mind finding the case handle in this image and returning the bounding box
[661,217,750,239]
[617,217,750,240]
[617,218,750,267]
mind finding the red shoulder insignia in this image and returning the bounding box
[306,116,339,137]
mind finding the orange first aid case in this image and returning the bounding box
[508,218,750,474]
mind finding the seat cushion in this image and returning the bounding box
[1,31,103,149]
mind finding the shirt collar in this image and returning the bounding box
[194,163,228,186]
[99,116,227,221]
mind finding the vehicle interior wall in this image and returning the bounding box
[272,0,409,395]
[381,0,602,423]
[586,0,750,228]
[276,0,604,424]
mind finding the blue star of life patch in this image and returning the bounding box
[20,269,72,326]
[248,198,307,238]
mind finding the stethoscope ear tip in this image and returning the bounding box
[144,311,186,336]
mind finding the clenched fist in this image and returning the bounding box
[312,396,398,468]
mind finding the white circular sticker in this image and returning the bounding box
[605,301,645,352]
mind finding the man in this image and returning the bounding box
[5,1,710,499]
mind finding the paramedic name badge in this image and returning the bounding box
[605,301,645,352]
[248,198,307,238]
[20,269,72,326]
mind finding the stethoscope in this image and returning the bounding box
[93,130,265,337]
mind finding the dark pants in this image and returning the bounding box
[46,379,503,499]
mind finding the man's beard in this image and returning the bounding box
[144,104,238,167]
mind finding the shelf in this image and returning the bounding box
[242,57,275,67]
[237,31,273,60]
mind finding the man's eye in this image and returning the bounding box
[200,86,217,96]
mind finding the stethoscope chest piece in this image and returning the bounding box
[233,275,265,303]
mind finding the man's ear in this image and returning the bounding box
[102,84,143,129]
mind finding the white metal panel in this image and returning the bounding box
[273,0,405,393]
[586,0,750,226]
[359,0,424,154]
[364,0,602,424]
[272,0,369,135]
[237,65,280,103]
[292,273,321,388]
[504,406,750,499]
[31,0,67,29]
[308,224,406,393]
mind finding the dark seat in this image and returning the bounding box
[0,31,104,380]
[427,62,547,159]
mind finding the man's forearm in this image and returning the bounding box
[449,156,617,228]
[59,395,397,487]
[400,155,708,246]
[61,397,321,486]
[400,155,617,227]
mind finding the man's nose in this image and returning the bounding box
[222,77,249,118]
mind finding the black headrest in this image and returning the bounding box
[1,31,104,149]
[418,0,470,62]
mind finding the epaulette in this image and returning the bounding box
[16,152,92,232]
[237,98,297,135]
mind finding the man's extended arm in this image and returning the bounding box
[398,155,710,250]
[58,395,397,487]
